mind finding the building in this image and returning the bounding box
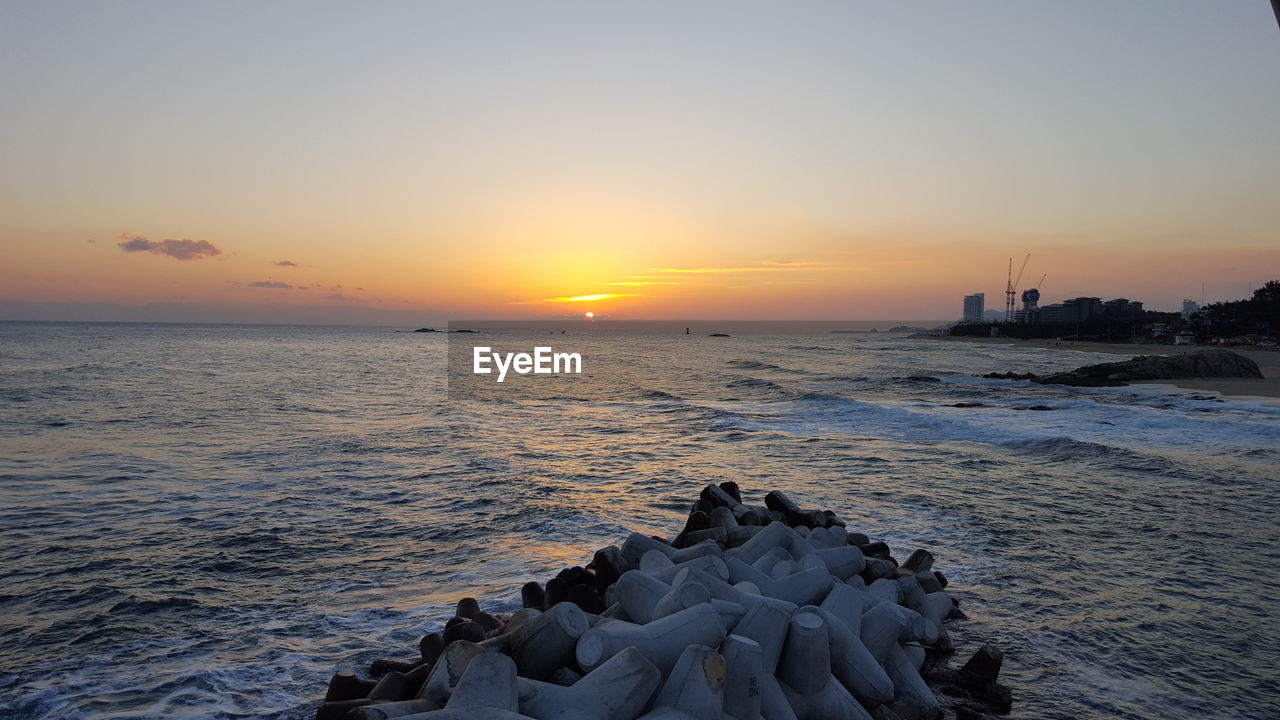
[1038,297,1104,325]
[1182,299,1200,320]
[1015,288,1041,323]
[1103,298,1143,316]
[962,293,985,324]
[1032,296,1145,325]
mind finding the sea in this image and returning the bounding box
[1,321,1277,720]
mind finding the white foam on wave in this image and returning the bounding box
[732,380,1280,457]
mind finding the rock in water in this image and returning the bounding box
[959,644,1003,688]
[1033,374,1128,387]
[1083,349,1262,379]
[1037,349,1262,386]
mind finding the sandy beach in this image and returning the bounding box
[930,336,1280,401]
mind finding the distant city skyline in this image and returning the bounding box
[3,2,1278,324]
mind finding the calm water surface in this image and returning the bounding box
[1,322,1277,719]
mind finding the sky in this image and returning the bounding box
[2,1,1278,324]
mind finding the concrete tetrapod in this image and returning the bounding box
[750,547,793,574]
[621,533,721,569]
[420,640,485,710]
[507,601,591,681]
[442,651,519,710]
[858,602,908,666]
[865,578,901,606]
[804,591,894,705]
[896,575,950,647]
[773,560,802,580]
[798,554,826,574]
[776,613,872,720]
[394,651,534,720]
[518,646,662,720]
[720,634,764,720]
[639,550,676,573]
[708,506,737,529]
[645,555,729,585]
[550,668,583,687]
[576,602,727,676]
[614,570,711,625]
[811,545,866,580]
[726,522,813,565]
[636,644,726,720]
[728,601,797,720]
[672,567,797,618]
[885,643,941,720]
[725,558,833,607]
[806,526,844,549]
[859,583,937,646]
[888,603,938,646]
[348,701,432,720]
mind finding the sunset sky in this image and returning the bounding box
[3,1,1278,324]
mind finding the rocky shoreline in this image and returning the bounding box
[983,348,1262,387]
[313,485,1013,720]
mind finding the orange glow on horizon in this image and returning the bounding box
[542,293,634,303]
[4,223,1277,322]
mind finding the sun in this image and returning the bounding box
[584,312,595,318]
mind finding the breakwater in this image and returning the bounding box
[313,484,1012,720]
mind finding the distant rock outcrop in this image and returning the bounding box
[1041,349,1262,384]
[983,350,1263,388]
[981,371,1039,381]
[1034,374,1129,388]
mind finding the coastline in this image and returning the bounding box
[926,336,1280,402]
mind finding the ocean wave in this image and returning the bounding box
[726,377,785,390]
[726,359,782,370]
[106,597,204,617]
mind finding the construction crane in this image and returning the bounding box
[1005,253,1030,323]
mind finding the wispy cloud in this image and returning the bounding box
[545,293,637,303]
[515,292,639,305]
[323,293,362,302]
[117,233,222,260]
[249,281,292,289]
[646,266,771,274]
[599,280,724,288]
[513,260,863,307]
[273,260,299,267]
[647,262,865,274]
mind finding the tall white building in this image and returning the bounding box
[1182,299,1200,320]
[963,293,985,324]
